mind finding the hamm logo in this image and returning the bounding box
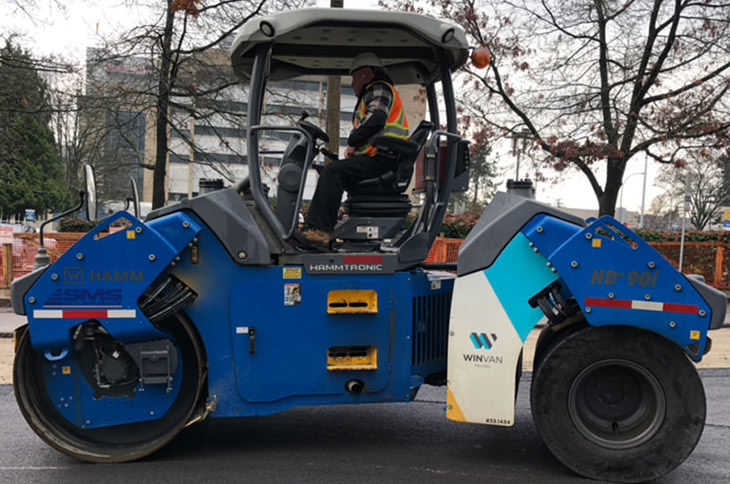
[470,332,497,350]
[63,267,84,285]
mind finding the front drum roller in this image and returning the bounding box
[531,325,705,483]
[13,312,206,463]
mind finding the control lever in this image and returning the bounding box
[320,146,338,161]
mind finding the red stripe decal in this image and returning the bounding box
[63,310,107,319]
[585,298,699,314]
[343,256,382,264]
[585,298,631,309]
[662,303,699,314]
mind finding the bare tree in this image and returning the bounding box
[82,0,313,208]
[382,0,730,216]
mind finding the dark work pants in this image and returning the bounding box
[306,154,396,232]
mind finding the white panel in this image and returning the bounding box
[447,271,523,426]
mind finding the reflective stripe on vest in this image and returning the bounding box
[353,81,409,156]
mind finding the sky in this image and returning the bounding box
[531,151,661,214]
[3,2,147,61]
[2,0,663,214]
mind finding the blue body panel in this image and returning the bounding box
[43,349,184,428]
[24,211,201,354]
[21,205,717,429]
[166,218,452,416]
[24,211,201,428]
[24,210,453,424]
[522,215,714,360]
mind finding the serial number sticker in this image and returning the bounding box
[283,267,302,280]
[592,238,602,248]
[126,230,136,240]
[690,330,701,341]
[591,269,658,287]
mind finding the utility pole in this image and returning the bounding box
[510,128,530,181]
[679,173,692,272]
[325,0,343,163]
[639,155,648,228]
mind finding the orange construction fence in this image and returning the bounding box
[424,238,729,290]
[1,233,86,287]
[2,234,728,290]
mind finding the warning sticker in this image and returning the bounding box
[283,267,302,279]
[284,284,302,306]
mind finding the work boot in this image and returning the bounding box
[298,228,331,250]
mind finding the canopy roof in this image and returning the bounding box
[230,8,470,84]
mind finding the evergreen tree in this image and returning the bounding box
[0,40,68,219]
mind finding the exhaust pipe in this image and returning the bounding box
[345,379,364,395]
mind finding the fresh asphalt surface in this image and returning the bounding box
[0,372,728,484]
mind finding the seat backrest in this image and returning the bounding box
[349,120,434,196]
[391,120,433,191]
[408,120,434,151]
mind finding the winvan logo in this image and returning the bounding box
[470,332,497,350]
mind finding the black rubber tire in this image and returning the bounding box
[13,312,205,463]
[531,325,705,483]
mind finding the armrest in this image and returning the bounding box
[373,136,419,159]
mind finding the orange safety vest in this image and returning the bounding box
[352,81,409,156]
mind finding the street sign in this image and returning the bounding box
[24,209,36,222]
[723,208,730,231]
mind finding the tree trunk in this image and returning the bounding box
[152,3,176,209]
[598,159,624,217]
[325,0,344,161]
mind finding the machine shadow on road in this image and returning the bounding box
[151,381,605,483]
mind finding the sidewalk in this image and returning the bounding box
[0,307,25,338]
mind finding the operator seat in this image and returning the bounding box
[344,120,434,218]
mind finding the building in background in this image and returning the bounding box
[82,47,425,208]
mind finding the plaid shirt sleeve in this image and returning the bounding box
[347,82,394,148]
[361,83,393,123]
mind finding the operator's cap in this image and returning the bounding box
[349,52,383,74]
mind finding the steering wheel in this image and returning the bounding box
[298,120,329,144]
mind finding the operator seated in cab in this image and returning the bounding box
[301,52,409,247]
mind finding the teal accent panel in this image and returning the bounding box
[485,233,558,342]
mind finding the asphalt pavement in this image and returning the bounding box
[1,371,728,484]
